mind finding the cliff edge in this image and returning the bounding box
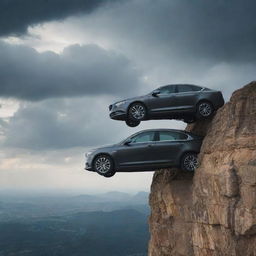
[149,81,256,256]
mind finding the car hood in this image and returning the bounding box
[114,95,147,104]
[89,143,118,153]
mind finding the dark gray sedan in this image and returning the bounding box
[109,84,224,127]
[85,129,203,177]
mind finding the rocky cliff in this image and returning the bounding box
[149,81,256,256]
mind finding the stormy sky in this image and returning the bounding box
[0,0,255,193]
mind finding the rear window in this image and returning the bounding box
[177,84,202,92]
[190,85,202,91]
[158,131,188,141]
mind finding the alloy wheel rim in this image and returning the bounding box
[184,155,198,171]
[95,157,111,174]
[199,103,212,117]
[131,105,145,120]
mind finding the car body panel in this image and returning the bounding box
[85,129,203,174]
[113,142,157,169]
[109,84,224,122]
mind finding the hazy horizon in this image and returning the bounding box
[0,188,150,197]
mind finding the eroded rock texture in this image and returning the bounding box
[149,82,256,256]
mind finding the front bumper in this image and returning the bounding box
[85,153,95,172]
[109,103,128,120]
[85,162,94,171]
[109,110,126,120]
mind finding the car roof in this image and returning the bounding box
[130,128,189,135]
[157,84,213,92]
[120,128,203,143]
[160,83,201,88]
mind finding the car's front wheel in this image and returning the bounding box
[128,103,147,121]
[181,153,198,172]
[125,119,140,127]
[93,155,115,177]
[103,171,116,178]
[196,101,214,119]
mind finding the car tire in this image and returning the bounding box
[183,117,196,124]
[93,155,114,177]
[103,171,116,178]
[181,153,198,172]
[196,101,214,119]
[125,119,140,127]
[128,103,147,121]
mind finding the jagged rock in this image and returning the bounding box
[149,82,256,256]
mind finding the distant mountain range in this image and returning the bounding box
[74,191,149,203]
[0,191,150,222]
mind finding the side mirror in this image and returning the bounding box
[152,89,160,97]
[124,139,132,146]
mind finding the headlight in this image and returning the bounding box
[115,101,126,108]
[86,151,93,158]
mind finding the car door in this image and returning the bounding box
[174,84,201,111]
[114,131,157,170]
[145,85,178,117]
[151,130,189,167]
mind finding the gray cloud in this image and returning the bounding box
[0,0,119,37]
[74,0,256,63]
[55,0,255,97]
[3,97,125,149]
[0,42,141,101]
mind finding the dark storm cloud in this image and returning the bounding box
[0,42,141,100]
[0,0,119,36]
[161,0,256,62]
[89,0,256,63]
[2,97,127,150]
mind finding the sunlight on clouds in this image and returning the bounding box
[12,20,113,53]
[0,99,20,118]
[2,36,24,45]
[27,23,77,53]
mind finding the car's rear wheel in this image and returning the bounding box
[125,119,140,127]
[94,155,115,177]
[128,103,147,121]
[196,101,213,119]
[181,153,198,172]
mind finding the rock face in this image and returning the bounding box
[149,82,256,256]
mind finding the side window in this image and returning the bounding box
[177,84,193,93]
[158,85,176,95]
[131,131,155,143]
[191,85,202,91]
[158,131,188,141]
